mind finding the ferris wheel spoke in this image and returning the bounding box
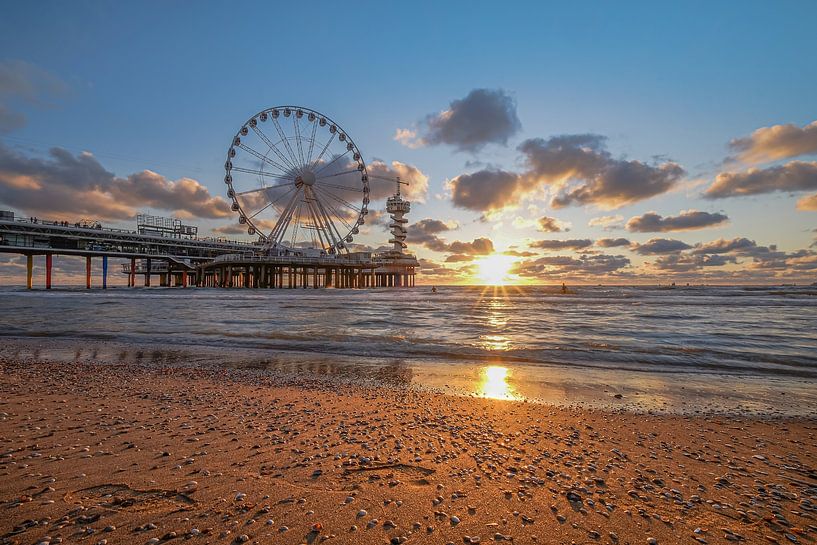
[231,166,291,180]
[314,180,364,192]
[315,168,361,181]
[306,119,318,165]
[309,188,343,248]
[313,184,362,213]
[293,115,306,168]
[313,194,349,246]
[238,143,291,176]
[304,192,328,248]
[271,117,302,174]
[309,132,336,171]
[235,181,291,197]
[249,124,300,174]
[290,200,305,247]
[268,188,301,244]
[313,187,357,231]
[314,149,351,176]
[248,185,296,220]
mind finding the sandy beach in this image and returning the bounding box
[2,354,816,545]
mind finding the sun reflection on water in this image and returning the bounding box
[479,365,516,400]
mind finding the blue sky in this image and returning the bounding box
[1,1,816,283]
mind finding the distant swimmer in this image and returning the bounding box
[561,282,568,294]
[431,286,437,293]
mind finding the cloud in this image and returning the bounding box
[536,216,566,232]
[446,237,494,255]
[596,237,631,248]
[406,218,458,251]
[529,238,593,251]
[367,159,429,202]
[632,238,692,255]
[0,60,68,133]
[0,104,25,133]
[0,143,231,220]
[691,237,758,255]
[520,136,685,210]
[730,120,817,163]
[448,135,684,212]
[625,210,729,232]
[447,169,525,212]
[704,161,817,199]
[588,214,624,230]
[405,218,492,256]
[651,253,738,272]
[796,193,817,211]
[396,88,521,152]
[512,253,630,277]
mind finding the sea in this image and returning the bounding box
[1,284,816,416]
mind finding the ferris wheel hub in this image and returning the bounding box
[296,170,316,187]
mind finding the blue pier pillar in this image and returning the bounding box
[102,255,108,289]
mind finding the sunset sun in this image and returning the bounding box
[475,254,517,285]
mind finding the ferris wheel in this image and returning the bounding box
[224,106,371,254]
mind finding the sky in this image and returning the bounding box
[1,1,816,285]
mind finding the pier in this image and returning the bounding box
[0,213,418,289]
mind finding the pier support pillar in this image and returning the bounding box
[102,256,108,289]
[26,255,33,289]
[86,256,92,289]
[145,258,151,287]
[45,254,52,289]
[130,258,136,288]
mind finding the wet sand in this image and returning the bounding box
[2,355,817,545]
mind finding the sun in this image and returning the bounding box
[474,254,517,285]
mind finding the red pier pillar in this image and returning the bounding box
[85,256,91,289]
[45,254,52,289]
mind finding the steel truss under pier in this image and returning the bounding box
[197,253,417,289]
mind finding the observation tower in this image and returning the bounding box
[387,178,409,253]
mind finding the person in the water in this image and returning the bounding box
[561,282,568,294]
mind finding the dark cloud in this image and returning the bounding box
[529,238,593,251]
[625,210,729,232]
[652,253,738,272]
[537,216,564,232]
[397,88,521,152]
[0,60,68,134]
[691,237,757,255]
[0,143,231,220]
[730,120,817,163]
[447,134,685,212]
[520,136,685,210]
[446,237,494,255]
[512,253,630,277]
[596,237,631,248]
[405,218,493,256]
[447,169,525,212]
[405,218,458,251]
[0,104,25,133]
[704,161,817,199]
[633,238,693,255]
